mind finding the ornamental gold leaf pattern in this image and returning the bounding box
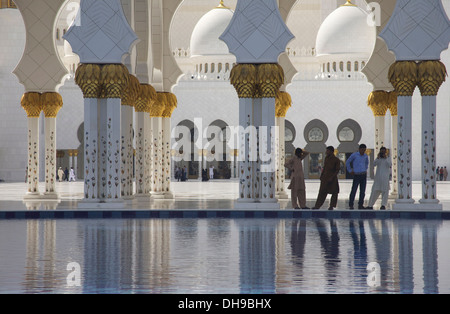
[21,92,43,117]
[151,92,167,117]
[230,64,257,98]
[256,63,284,98]
[388,91,398,116]
[122,74,140,106]
[367,91,389,117]
[42,92,63,118]
[417,61,447,96]
[75,64,102,98]
[388,61,418,96]
[100,64,130,99]
[135,84,156,113]
[162,93,177,118]
[276,91,291,117]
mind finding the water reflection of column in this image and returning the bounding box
[422,220,441,293]
[237,219,276,293]
[397,219,414,293]
[25,220,40,292]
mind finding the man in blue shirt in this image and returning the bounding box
[346,144,369,209]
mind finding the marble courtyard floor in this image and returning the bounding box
[0,179,449,217]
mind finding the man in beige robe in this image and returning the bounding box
[285,148,309,209]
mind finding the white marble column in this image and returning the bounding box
[135,111,151,197]
[390,114,399,197]
[21,92,42,198]
[237,97,254,202]
[162,117,174,198]
[420,95,438,203]
[83,98,99,200]
[151,116,164,197]
[134,83,155,201]
[104,98,122,201]
[26,117,41,196]
[43,117,58,196]
[417,60,446,209]
[396,95,414,204]
[121,104,134,199]
[260,97,277,203]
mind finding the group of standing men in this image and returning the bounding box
[285,144,392,210]
[436,166,448,181]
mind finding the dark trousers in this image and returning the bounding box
[314,184,338,209]
[349,173,367,207]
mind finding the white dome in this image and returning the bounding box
[315,1,376,59]
[190,4,234,57]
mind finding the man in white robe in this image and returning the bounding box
[367,147,391,210]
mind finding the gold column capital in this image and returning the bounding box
[367,90,389,117]
[230,64,257,98]
[135,84,156,113]
[276,91,291,118]
[75,64,102,98]
[42,92,63,118]
[256,63,284,98]
[417,60,447,96]
[21,92,42,117]
[100,64,130,99]
[388,91,398,116]
[388,61,419,96]
[150,92,167,117]
[121,74,140,107]
[162,92,178,118]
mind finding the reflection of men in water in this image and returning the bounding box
[312,146,341,210]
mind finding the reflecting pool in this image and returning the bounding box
[0,218,449,294]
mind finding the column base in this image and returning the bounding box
[276,191,289,199]
[234,199,280,210]
[134,194,152,203]
[418,199,442,210]
[163,191,174,199]
[41,192,60,200]
[23,192,41,200]
[151,191,166,199]
[388,192,398,199]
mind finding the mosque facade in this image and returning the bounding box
[0,0,449,208]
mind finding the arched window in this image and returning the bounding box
[354,61,359,72]
[218,63,222,73]
[204,63,208,73]
[339,61,344,72]
[347,61,351,72]
[211,63,215,73]
[333,62,337,72]
[327,63,330,72]
[225,63,230,72]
